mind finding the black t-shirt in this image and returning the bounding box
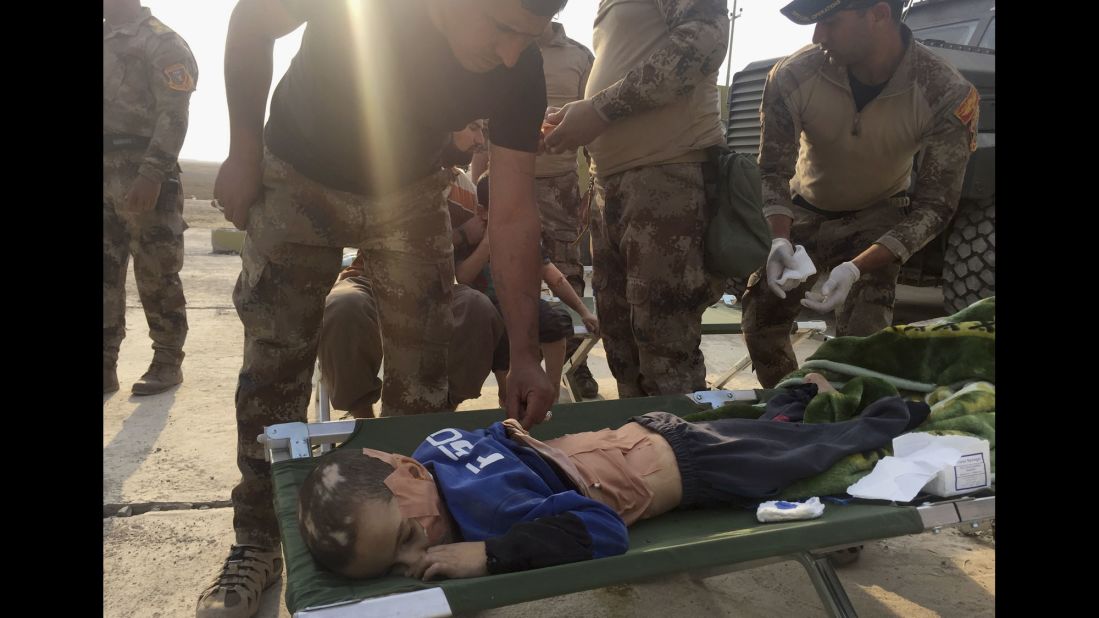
[265,0,547,196]
[848,28,911,113]
[847,72,887,112]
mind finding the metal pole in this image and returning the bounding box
[724,0,742,86]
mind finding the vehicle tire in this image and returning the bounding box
[942,198,994,314]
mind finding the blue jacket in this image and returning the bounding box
[412,422,629,572]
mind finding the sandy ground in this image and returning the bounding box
[103,189,994,617]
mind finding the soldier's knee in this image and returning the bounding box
[324,285,376,324]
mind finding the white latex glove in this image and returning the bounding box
[801,261,861,313]
[777,245,817,289]
[766,238,799,298]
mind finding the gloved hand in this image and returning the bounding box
[801,261,861,313]
[766,238,800,298]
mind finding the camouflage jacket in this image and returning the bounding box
[104,7,198,183]
[590,0,728,122]
[758,28,979,262]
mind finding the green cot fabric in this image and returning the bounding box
[274,395,923,614]
[558,297,743,335]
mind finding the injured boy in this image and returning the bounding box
[298,375,928,581]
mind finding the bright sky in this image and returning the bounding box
[139,0,814,163]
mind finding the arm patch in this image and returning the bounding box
[163,63,195,92]
[952,86,980,152]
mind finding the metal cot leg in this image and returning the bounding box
[796,552,859,618]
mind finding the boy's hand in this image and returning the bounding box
[581,313,599,337]
[457,215,487,247]
[411,542,488,581]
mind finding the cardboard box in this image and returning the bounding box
[893,433,992,498]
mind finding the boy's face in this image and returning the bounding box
[337,450,455,579]
[343,497,433,579]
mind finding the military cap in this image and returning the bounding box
[780,0,891,25]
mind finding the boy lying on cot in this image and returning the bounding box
[298,375,928,581]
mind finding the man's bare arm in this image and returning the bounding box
[489,144,555,428]
[214,0,303,228]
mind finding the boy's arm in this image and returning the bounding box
[455,236,491,285]
[484,510,617,573]
[543,262,598,335]
[411,503,627,580]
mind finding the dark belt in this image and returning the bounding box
[104,134,151,152]
[792,192,908,220]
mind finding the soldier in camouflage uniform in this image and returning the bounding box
[743,0,980,387]
[534,22,598,397]
[200,1,564,616]
[103,0,197,396]
[543,0,729,398]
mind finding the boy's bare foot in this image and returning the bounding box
[803,373,837,394]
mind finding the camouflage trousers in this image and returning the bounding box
[233,149,452,548]
[536,172,590,366]
[103,152,188,369]
[592,163,725,398]
[742,199,906,388]
[535,171,585,297]
[318,279,504,412]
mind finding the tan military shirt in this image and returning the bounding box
[535,22,594,178]
[585,0,728,178]
[758,26,979,262]
[104,7,198,183]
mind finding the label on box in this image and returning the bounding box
[953,452,988,490]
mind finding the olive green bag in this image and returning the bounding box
[703,146,772,279]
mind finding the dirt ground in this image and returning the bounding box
[103,168,994,616]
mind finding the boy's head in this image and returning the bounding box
[298,447,452,579]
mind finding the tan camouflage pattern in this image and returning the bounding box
[318,279,504,412]
[535,171,585,297]
[103,8,193,370]
[591,163,725,398]
[232,149,452,548]
[103,151,188,368]
[535,22,593,178]
[758,31,978,262]
[590,0,728,121]
[104,7,197,183]
[741,200,909,388]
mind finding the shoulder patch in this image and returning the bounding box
[953,86,979,125]
[147,17,172,35]
[953,86,980,152]
[163,63,195,92]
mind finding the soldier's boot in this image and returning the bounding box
[574,363,599,399]
[566,337,599,399]
[104,363,119,395]
[825,545,863,567]
[132,361,183,396]
[196,545,282,618]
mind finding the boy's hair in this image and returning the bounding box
[298,448,395,574]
